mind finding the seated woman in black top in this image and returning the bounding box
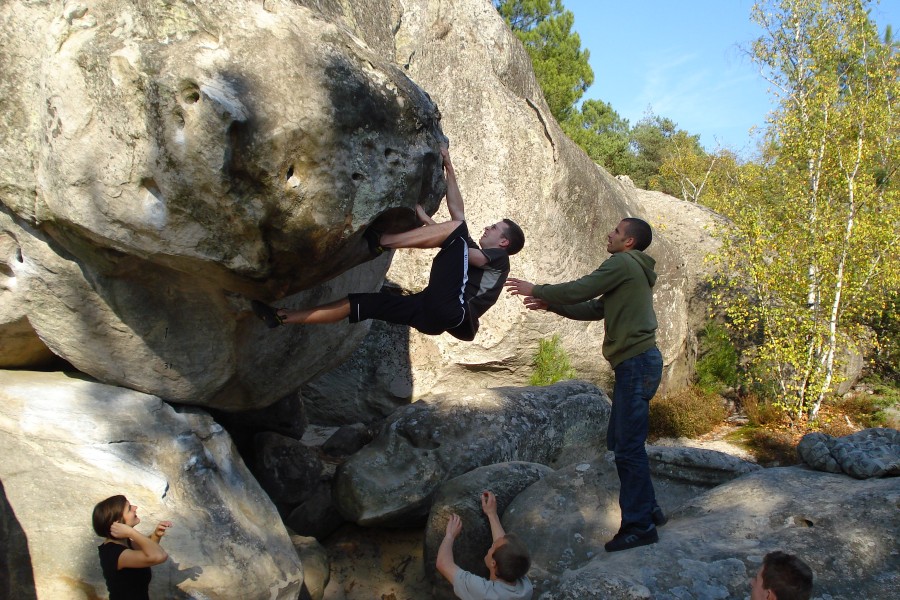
[92,495,172,600]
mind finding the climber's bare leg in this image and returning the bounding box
[279,298,351,325]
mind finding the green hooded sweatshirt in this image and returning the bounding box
[531,250,658,368]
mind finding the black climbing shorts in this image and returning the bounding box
[348,222,469,335]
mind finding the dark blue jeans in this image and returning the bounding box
[607,347,663,530]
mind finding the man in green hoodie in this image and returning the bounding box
[505,217,665,552]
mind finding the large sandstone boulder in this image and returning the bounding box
[333,380,610,526]
[2,0,726,417]
[292,0,726,421]
[0,370,303,599]
[0,0,446,409]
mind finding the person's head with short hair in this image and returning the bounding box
[621,217,653,251]
[750,551,813,600]
[92,495,128,538]
[500,219,525,255]
[485,533,531,583]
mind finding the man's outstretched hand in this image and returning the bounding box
[505,277,535,297]
[444,513,463,540]
[523,296,549,311]
[481,491,498,517]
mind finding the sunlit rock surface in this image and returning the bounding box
[0,370,303,599]
[0,0,446,409]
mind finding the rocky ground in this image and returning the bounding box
[317,432,759,600]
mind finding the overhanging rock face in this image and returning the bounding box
[0,0,446,408]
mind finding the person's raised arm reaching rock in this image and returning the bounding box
[436,490,533,600]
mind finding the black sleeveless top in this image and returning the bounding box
[98,542,151,600]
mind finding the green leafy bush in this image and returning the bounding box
[529,335,576,386]
[648,386,726,440]
[695,321,740,393]
[827,381,899,429]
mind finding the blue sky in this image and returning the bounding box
[563,0,899,158]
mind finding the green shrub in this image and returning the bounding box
[648,386,726,440]
[828,382,899,429]
[695,321,740,393]
[529,335,576,386]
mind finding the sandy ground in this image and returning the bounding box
[321,525,433,600]
[653,422,758,462]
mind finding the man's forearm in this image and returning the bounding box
[486,512,506,541]
[548,299,605,321]
[435,535,459,583]
[533,258,625,305]
[443,162,465,221]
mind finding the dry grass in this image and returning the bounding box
[650,380,898,466]
[726,427,802,466]
[648,386,727,441]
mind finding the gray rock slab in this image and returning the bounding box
[799,428,900,478]
[648,444,762,486]
[253,431,324,508]
[286,486,345,541]
[535,466,900,599]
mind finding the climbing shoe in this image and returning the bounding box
[604,524,658,553]
[363,227,385,257]
[251,300,285,329]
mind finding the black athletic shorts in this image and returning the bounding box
[348,222,469,335]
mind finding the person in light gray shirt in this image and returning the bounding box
[436,491,532,600]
